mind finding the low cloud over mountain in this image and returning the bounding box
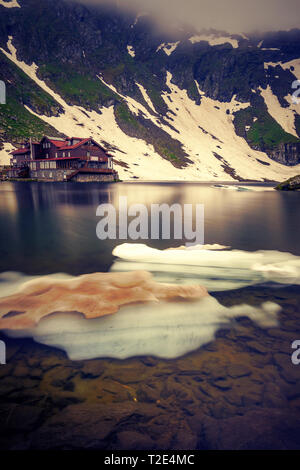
[74,0,300,34]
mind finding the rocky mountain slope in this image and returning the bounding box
[0,0,300,180]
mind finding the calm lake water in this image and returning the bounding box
[0,181,299,275]
[0,181,300,450]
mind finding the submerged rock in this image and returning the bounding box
[116,431,155,450]
[203,408,300,450]
[30,402,161,450]
[227,364,251,378]
[0,404,43,435]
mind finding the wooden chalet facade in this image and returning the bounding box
[9,136,118,182]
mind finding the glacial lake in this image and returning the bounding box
[0,181,299,275]
[0,181,300,450]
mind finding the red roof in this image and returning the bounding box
[12,148,30,155]
[11,137,110,157]
[47,138,87,148]
[49,140,68,148]
[59,138,90,151]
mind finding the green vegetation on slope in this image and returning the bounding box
[39,63,120,110]
[0,97,61,142]
[0,51,63,143]
[234,105,299,150]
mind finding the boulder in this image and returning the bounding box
[30,402,161,450]
[275,175,300,191]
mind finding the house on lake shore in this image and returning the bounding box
[8,136,118,182]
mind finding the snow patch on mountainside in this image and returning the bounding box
[26,105,195,181]
[265,59,300,79]
[1,37,41,84]
[189,35,238,48]
[157,72,300,181]
[136,83,157,113]
[263,61,300,132]
[0,143,15,165]
[0,38,196,180]
[282,59,300,79]
[264,62,280,71]
[156,42,180,55]
[1,37,300,182]
[127,45,135,58]
[98,73,288,181]
[99,76,159,122]
[0,0,20,8]
[259,85,298,137]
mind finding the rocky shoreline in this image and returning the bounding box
[276,175,300,191]
[0,284,300,450]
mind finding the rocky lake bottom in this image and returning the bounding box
[0,284,300,450]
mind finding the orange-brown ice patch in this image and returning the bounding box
[0,271,208,330]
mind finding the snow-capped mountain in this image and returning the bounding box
[0,0,300,181]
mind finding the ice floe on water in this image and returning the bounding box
[0,271,208,330]
[0,271,74,299]
[212,184,275,191]
[5,296,280,360]
[1,243,299,360]
[112,244,300,291]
